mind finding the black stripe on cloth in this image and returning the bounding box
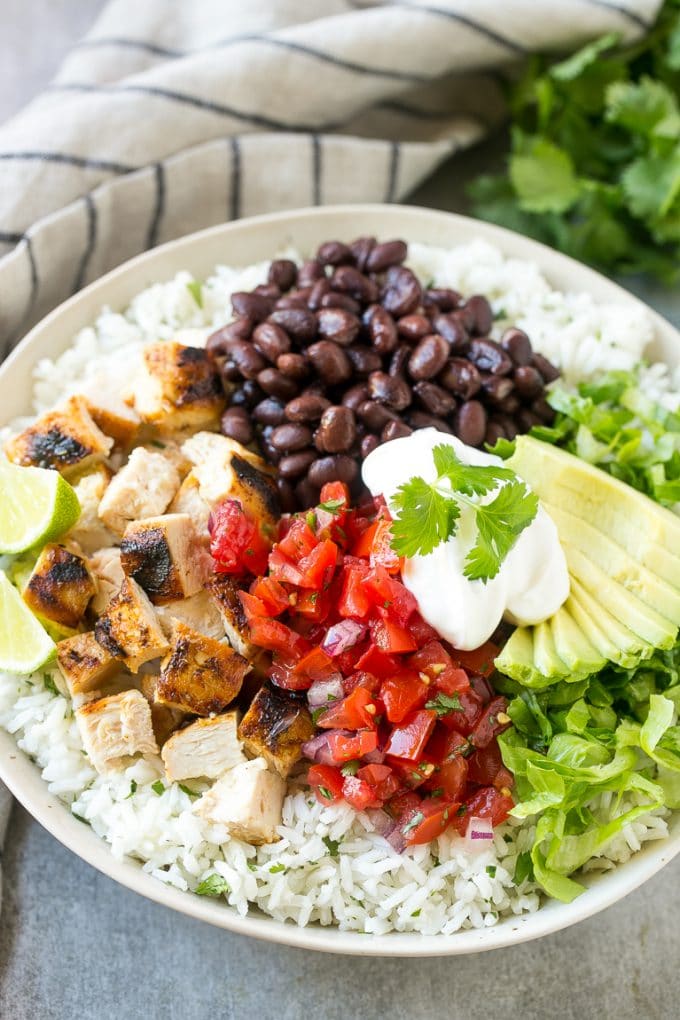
[146,163,166,249]
[385,141,400,202]
[311,134,322,206]
[229,137,241,221]
[73,34,430,84]
[0,231,23,244]
[48,83,333,134]
[582,0,651,30]
[0,151,134,173]
[387,2,527,55]
[3,235,39,360]
[72,194,97,295]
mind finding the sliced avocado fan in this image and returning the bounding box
[495,437,680,687]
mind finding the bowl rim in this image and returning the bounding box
[1,202,679,957]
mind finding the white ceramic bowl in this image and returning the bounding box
[1,204,679,956]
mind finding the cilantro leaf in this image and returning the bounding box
[186,280,204,308]
[43,673,59,696]
[510,137,581,215]
[151,780,165,796]
[432,444,515,496]
[425,692,463,717]
[125,780,137,799]
[195,874,230,897]
[322,835,341,857]
[391,476,460,558]
[464,481,539,583]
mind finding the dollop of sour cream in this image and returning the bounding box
[362,429,569,650]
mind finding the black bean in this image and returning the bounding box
[494,414,519,441]
[365,304,398,354]
[307,278,331,310]
[531,352,560,383]
[317,241,354,266]
[513,365,544,400]
[500,327,532,366]
[270,423,313,452]
[220,406,253,445]
[496,394,520,415]
[455,401,487,447]
[225,340,267,381]
[381,266,421,317]
[409,412,453,434]
[424,288,462,312]
[231,291,273,322]
[350,236,376,272]
[297,259,326,287]
[253,398,286,426]
[315,406,357,453]
[389,345,411,378]
[317,308,360,346]
[408,334,449,381]
[485,420,507,446]
[397,314,431,342]
[206,318,253,358]
[319,291,361,315]
[382,419,413,443]
[531,396,556,423]
[463,295,493,336]
[220,361,241,384]
[346,346,382,377]
[257,367,299,400]
[432,312,469,352]
[307,341,352,385]
[295,476,321,509]
[230,381,262,410]
[368,371,412,411]
[285,393,331,422]
[468,338,513,376]
[253,283,281,300]
[482,374,514,404]
[252,322,291,362]
[261,431,282,465]
[365,239,407,273]
[269,308,318,344]
[268,259,297,291]
[277,477,298,513]
[342,383,370,411]
[276,352,308,380]
[439,358,481,400]
[360,434,380,458]
[308,455,358,488]
[358,400,397,430]
[279,450,318,479]
[516,409,541,432]
[331,265,379,304]
[413,381,455,416]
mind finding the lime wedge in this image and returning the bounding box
[0,569,56,673]
[0,458,81,554]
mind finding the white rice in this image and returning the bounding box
[0,238,674,934]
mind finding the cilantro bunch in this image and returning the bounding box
[390,444,538,581]
[470,0,680,282]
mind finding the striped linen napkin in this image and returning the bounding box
[0,0,661,904]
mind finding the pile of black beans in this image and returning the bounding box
[206,237,560,511]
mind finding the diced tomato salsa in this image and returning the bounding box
[211,482,513,850]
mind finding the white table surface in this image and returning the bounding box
[1,4,680,1018]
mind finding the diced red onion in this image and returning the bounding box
[384,822,407,853]
[362,748,386,765]
[365,808,392,835]
[307,676,344,708]
[301,729,352,765]
[464,815,494,851]
[321,620,366,657]
[469,672,493,705]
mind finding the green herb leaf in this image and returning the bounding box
[322,835,341,857]
[195,874,230,897]
[402,811,425,835]
[125,780,137,799]
[510,137,581,214]
[179,783,198,798]
[269,863,286,874]
[513,852,533,885]
[464,481,539,582]
[391,475,460,558]
[486,864,497,877]
[186,280,204,308]
[341,760,360,777]
[425,692,463,717]
[151,780,165,796]
[317,498,345,514]
[43,673,59,696]
[318,786,333,801]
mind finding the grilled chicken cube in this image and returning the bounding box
[155,590,225,640]
[4,395,113,477]
[169,473,212,538]
[238,683,314,779]
[161,711,246,781]
[139,674,186,747]
[98,447,180,536]
[67,465,115,554]
[194,757,285,845]
[23,543,96,628]
[76,689,159,774]
[89,546,124,615]
[57,631,118,699]
[94,577,169,672]
[180,432,279,530]
[130,341,224,433]
[208,573,258,659]
[81,389,140,447]
[120,514,210,604]
[156,621,248,716]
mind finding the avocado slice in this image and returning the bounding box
[533,620,568,680]
[546,504,680,625]
[550,606,606,679]
[509,437,680,561]
[567,547,677,649]
[495,626,555,689]
[567,580,649,668]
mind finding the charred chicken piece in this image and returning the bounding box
[129,341,225,433]
[94,576,169,672]
[23,543,96,628]
[238,683,315,779]
[156,621,249,716]
[120,514,209,605]
[98,447,180,537]
[4,395,113,477]
[57,631,119,700]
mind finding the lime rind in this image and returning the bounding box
[0,459,81,554]
[0,569,56,674]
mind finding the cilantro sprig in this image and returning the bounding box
[390,444,538,582]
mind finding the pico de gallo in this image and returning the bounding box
[209,482,514,852]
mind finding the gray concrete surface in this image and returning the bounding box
[1,4,680,1019]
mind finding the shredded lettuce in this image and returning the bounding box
[499,644,680,899]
